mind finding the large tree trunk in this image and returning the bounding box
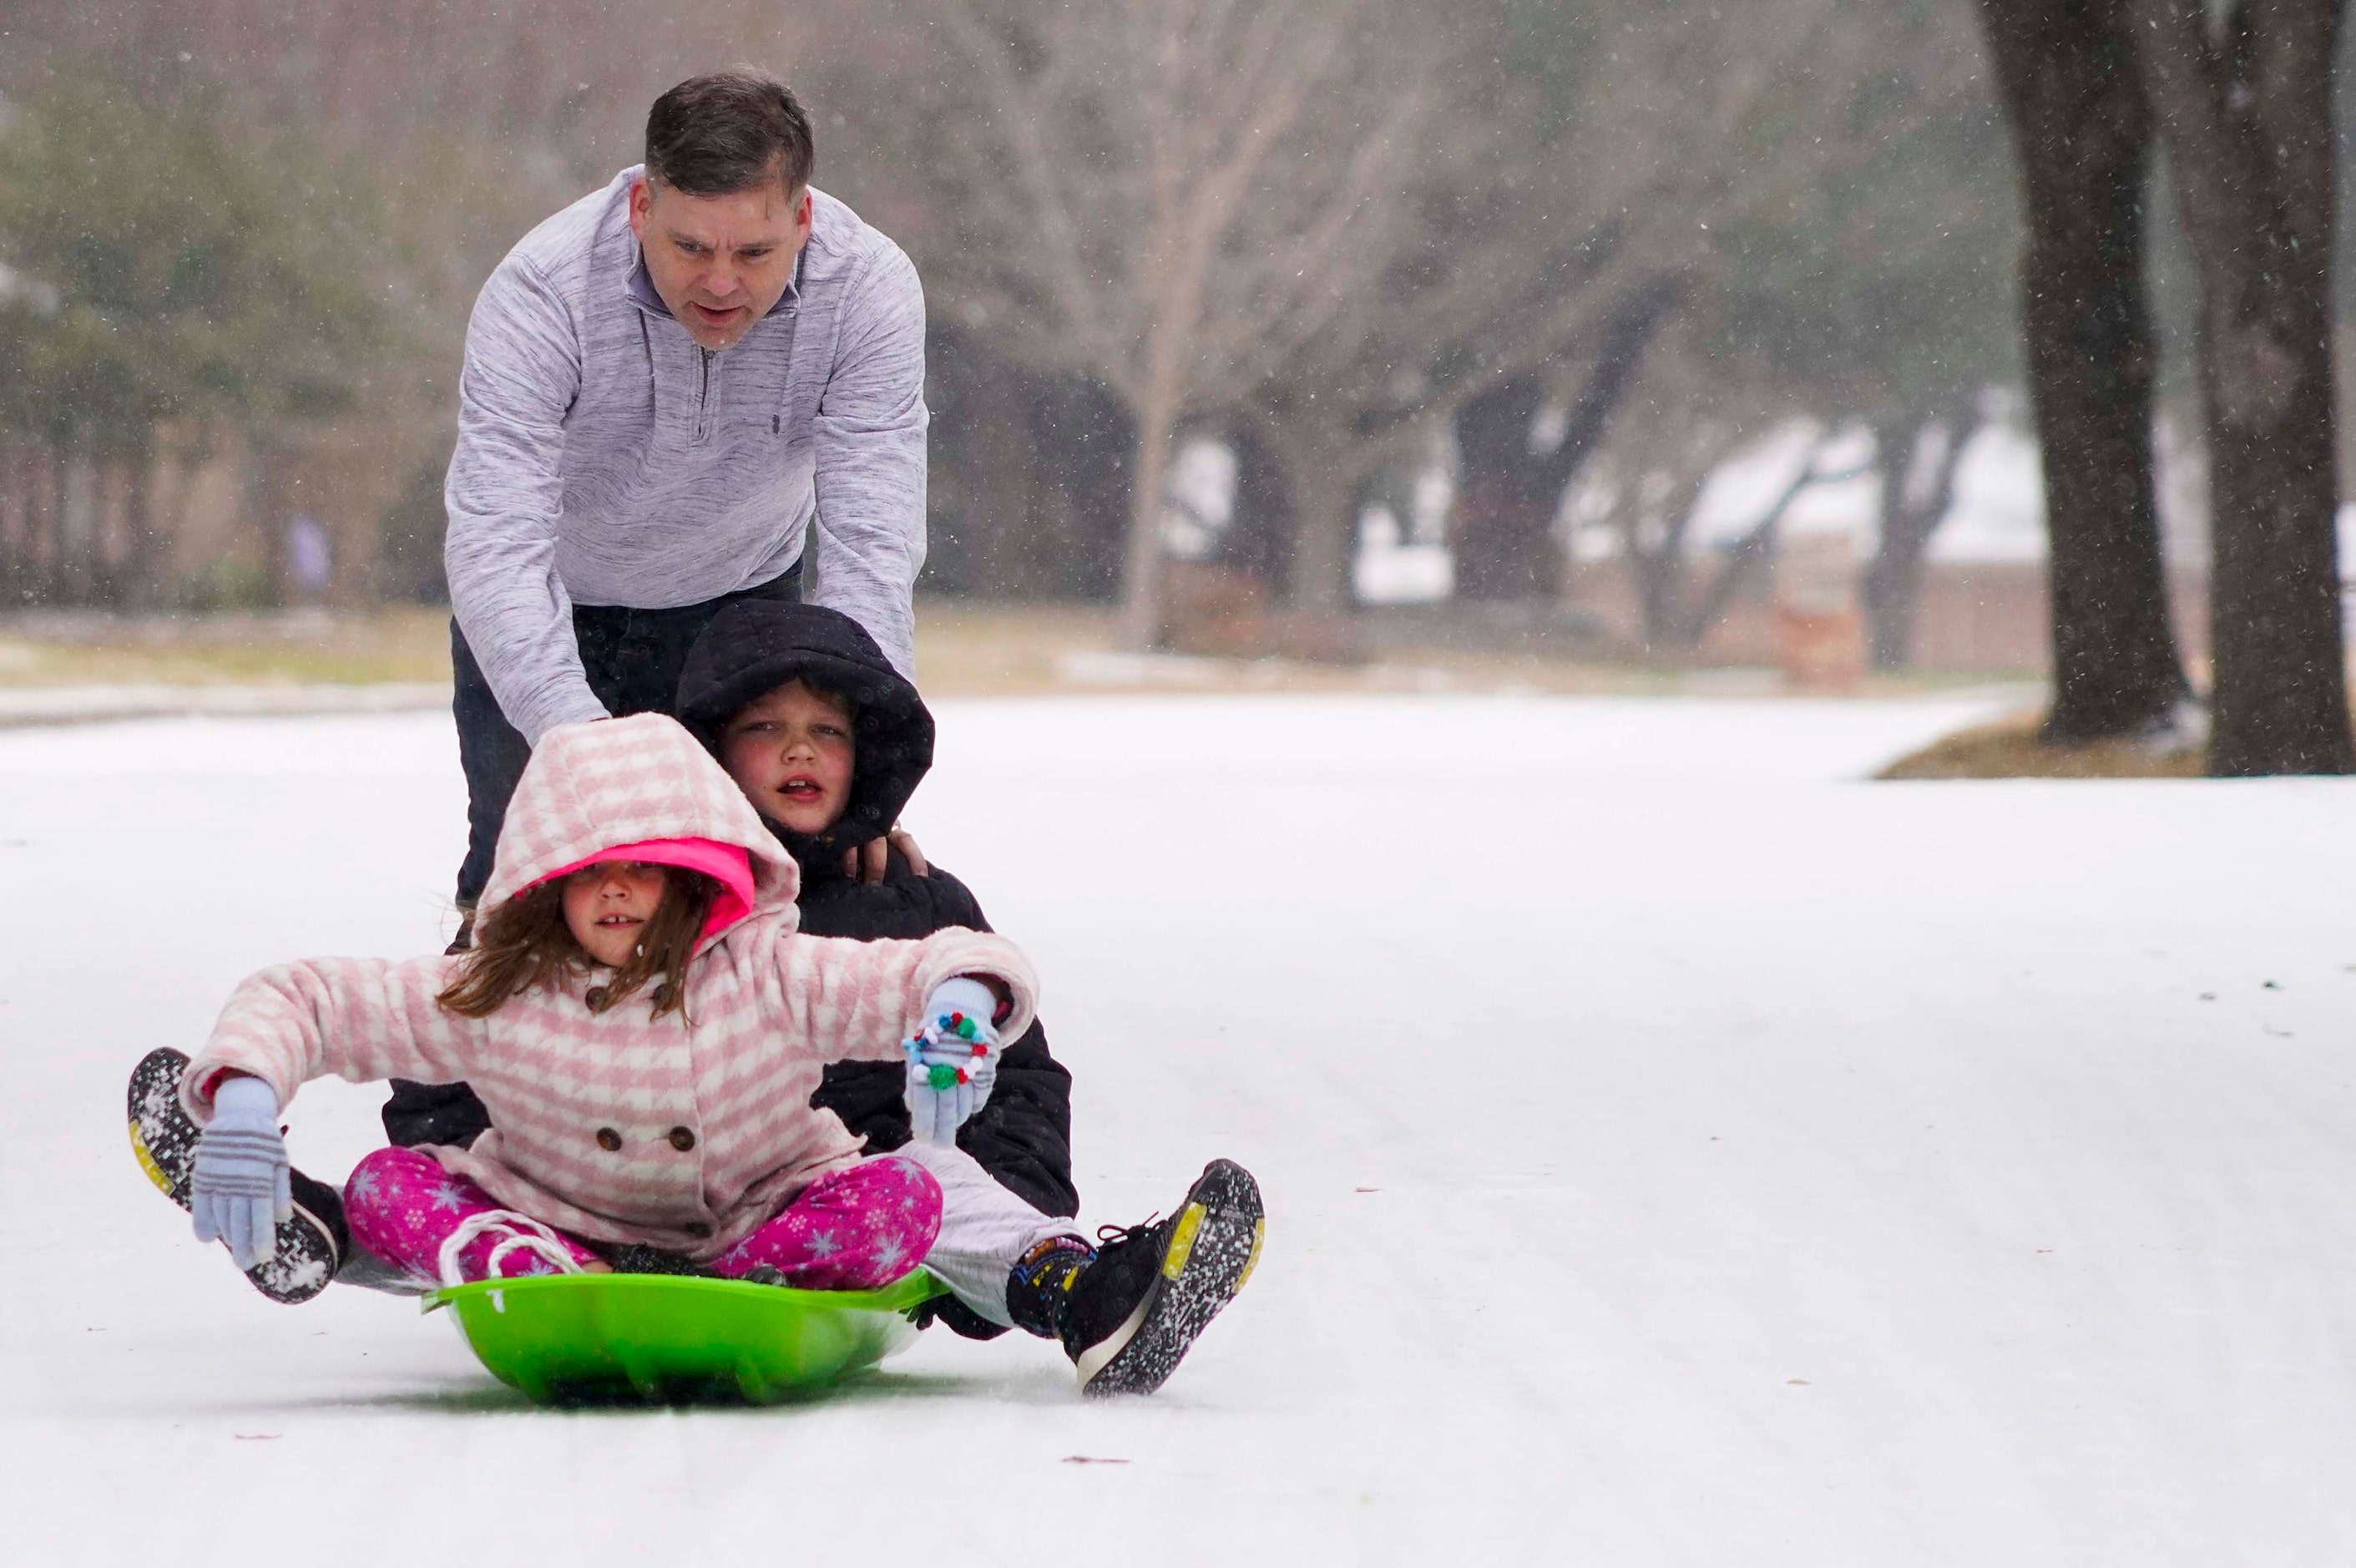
[245,430,291,610]
[0,438,24,606]
[923,327,1038,598]
[1283,443,1362,615]
[23,438,58,606]
[1117,388,1180,649]
[1029,377,1135,603]
[1449,280,1680,603]
[1977,0,2192,741]
[53,433,97,607]
[120,437,163,609]
[1222,418,1297,597]
[2133,0,2353,775]
[1451,376,1562,602]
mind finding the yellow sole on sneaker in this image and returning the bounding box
[130,1121,174,1196]
[1078,1160,1263,1398]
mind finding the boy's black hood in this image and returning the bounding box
[674,600,934,876]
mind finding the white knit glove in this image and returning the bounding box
[902,978,1001,1146]
[190,1075,291,1270]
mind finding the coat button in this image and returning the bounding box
[669,1126,697,1152]
[595,1127,623,1151]
[685,1222,712,1239]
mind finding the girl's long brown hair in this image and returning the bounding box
[437,865,722,1020]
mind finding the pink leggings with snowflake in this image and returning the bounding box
[342,1146,943,1287]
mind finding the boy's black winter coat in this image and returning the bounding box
[795,850,1078,1225]
[672,599,1078,1230]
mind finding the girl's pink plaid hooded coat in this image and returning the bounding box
[181,714,1039,1261]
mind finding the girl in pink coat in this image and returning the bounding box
[172,713,1035,1295]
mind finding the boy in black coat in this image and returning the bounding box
[672,601,1264,1390]
[671,596,1080,1333]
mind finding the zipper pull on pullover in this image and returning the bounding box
[695,346,714,445]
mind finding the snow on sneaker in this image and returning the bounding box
[1009,1159,1266,1398]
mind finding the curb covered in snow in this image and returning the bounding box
[0,683,448,731]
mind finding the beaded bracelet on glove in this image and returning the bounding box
[902,1010,992,1090]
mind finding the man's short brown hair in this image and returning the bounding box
[645,68,815,197]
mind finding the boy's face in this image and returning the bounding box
[720,679,856,836]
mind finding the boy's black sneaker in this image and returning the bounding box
[127,1047,346,1305]
[1015,1159,1264,1397]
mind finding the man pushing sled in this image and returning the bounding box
[126,69,1261,1397]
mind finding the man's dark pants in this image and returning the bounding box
[385,565,801,1148]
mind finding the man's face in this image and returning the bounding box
[720,679,856,835]
[628,172,812,351]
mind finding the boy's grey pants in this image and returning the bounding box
[894,1141,1085,1327]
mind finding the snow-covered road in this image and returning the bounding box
[6,693,2354,1565]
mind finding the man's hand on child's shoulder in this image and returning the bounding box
[846,825,928,883]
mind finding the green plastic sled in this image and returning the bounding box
[427,1268,946,1404]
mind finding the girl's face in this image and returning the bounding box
[720,679,856,835]
[562,860,670,968]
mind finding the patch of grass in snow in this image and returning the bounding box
[1878,711,2207,779]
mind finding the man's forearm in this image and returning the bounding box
[442,249,603,746]
[445,531,607,745]
[808,416,925,675]
[806,529,920,680]
[809,242,928,680]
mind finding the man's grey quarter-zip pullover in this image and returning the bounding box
[444,166,928,744]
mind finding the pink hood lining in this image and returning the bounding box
[532,837,758,950]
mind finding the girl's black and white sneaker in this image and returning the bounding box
[126,1047,346,1304]
[1014,1159,1264,1398]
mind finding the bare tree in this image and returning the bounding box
[5,0,845,604]
[1574,317,1863,653]
[868,0,1438,646]
[2131,0,2352,774]
[852,0,1845,632]
[1242,0,1943,618]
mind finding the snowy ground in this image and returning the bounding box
[7,691,2356,1565]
